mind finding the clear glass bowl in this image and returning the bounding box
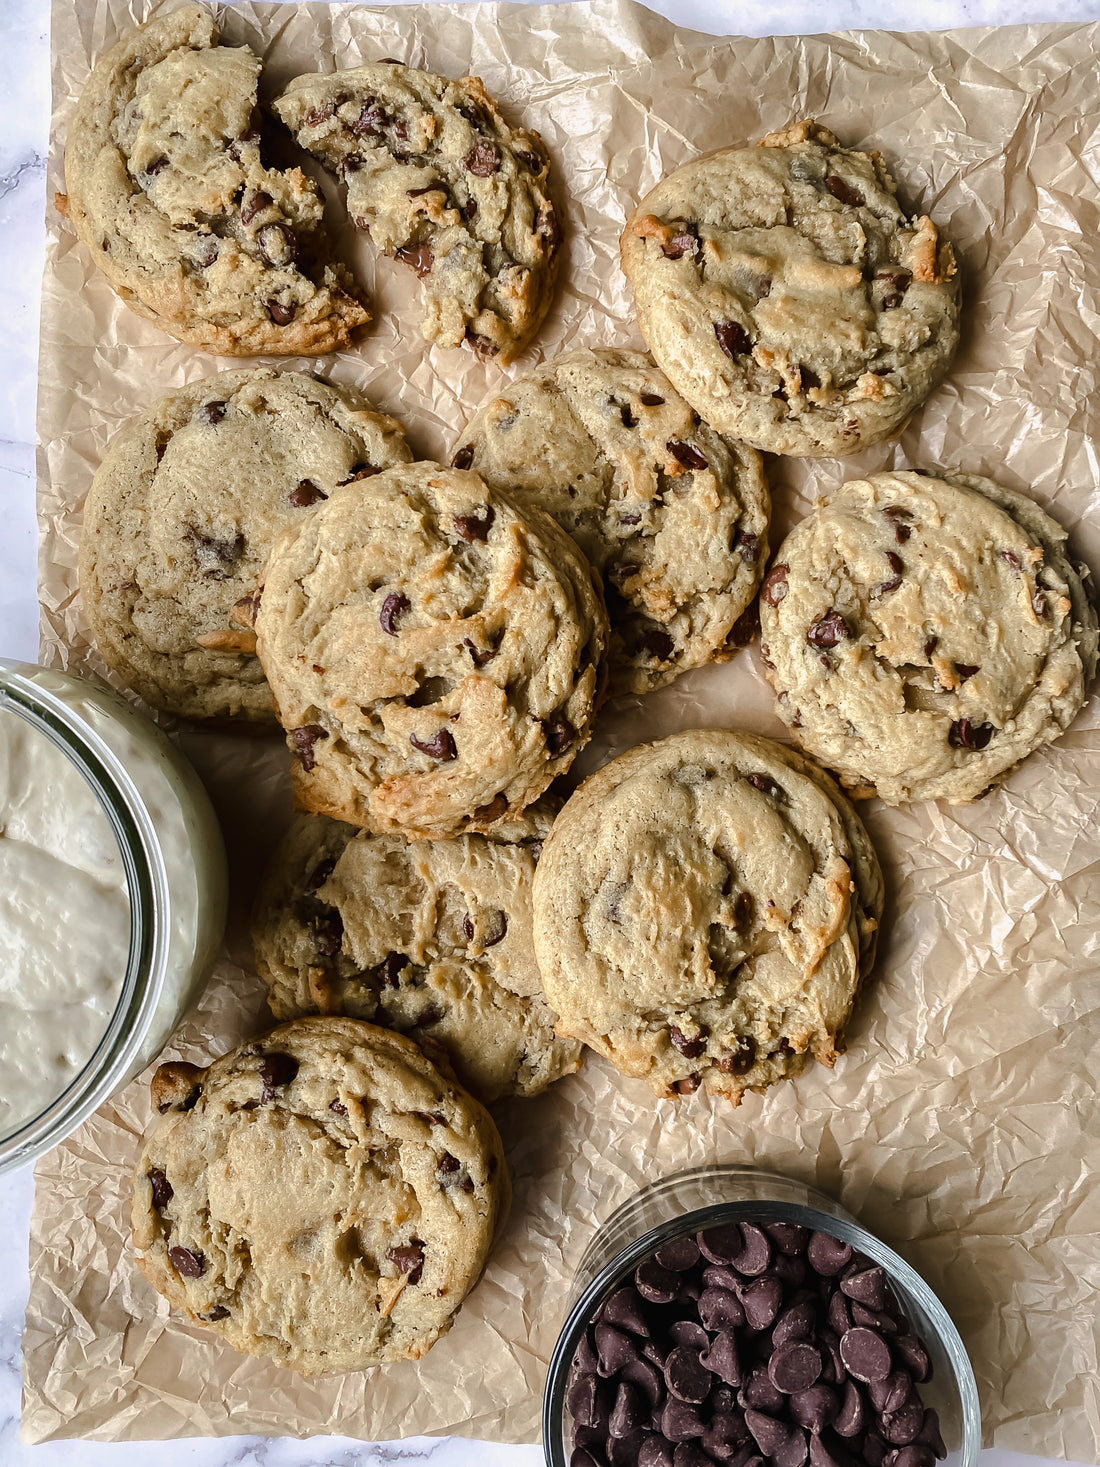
[544,1165,980,1467]
[0,661,227,1173]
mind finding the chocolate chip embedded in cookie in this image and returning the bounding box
[254,462,608,838]
[759,471,1099,804]
[78,368,412,722]
[274,64,560,363]
[251,807,582,1102]
[620,119,960,457]
[531,729,883,1103]
[63,6,369,356]
[131,1017,509,1373]
[451,348,771,694]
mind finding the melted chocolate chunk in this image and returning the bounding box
[289,478,327,508]
[882,506,913,544]
[148,1168,173,1211]
[169,1246,206,1279]
[669,1026,707,1059]
[761,564,789,607]
[714,1035,756,1075]
[621,403,639,428]
[806,610,850,649]
[715,321,752,357]
[474,792,509,822]
[667,440,708,471]
[198,400,226,427]
[267,298,297,326]
[663,227,699,260]
[747,772,784,800]
[543,715,578,756]
[375,951,410,987]
[290,724,329,771]
[186,527,244,574]
[948,718,995,751]
[380,590,411,634]
[452,445,475,470]
[464,140,501,176]
[640,393,665,407]
[873,551,904,597]
[825,175,865,207]
[240,189,272,225]
[387,1240,425,1282]
[410,728,458,761]
[396,241,435,278]
[463,636,499,668]
[260,1051,300,1102]
[732,529,760,564]
[454,507,495,542]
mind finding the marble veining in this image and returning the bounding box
[0,0,1097,1462]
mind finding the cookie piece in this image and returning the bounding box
[251,807,582,1102]
[531,729,883,1103]
[79,368,412,722]
[274,65,559,363]
[63,6,368,356]
[254,462,608,838]
[451,349,770,694]
[620,119,960,457]
[132,1017,509,1374]
[759,470,1099,804]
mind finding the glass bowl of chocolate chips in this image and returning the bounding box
[543,1165,980,1467]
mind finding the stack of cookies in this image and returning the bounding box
[69,3,1096,1381]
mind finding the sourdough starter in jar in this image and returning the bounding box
[0,707,131,1137]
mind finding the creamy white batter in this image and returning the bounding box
[0,708,132,1137]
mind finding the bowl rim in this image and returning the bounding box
[543,1167,981,1467]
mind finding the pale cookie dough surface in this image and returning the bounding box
[274,64,559,363]
[620,120,960,458]
[64,6,369,356]
[79,368,412,722]
[532,729,882,1104]
[251,807,582,1103]
[254,462,608,839]
[759,471,1099,805]
[131,1017,509,1375]
[451,349,770,694]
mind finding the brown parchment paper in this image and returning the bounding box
[24,0,1100,1453]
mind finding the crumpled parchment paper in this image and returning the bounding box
[24,0,1100,1454]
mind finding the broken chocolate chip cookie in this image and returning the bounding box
[274,62,560,363]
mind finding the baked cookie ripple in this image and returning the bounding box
[760,471,1099,804]
[251,808,582,1103]
[64,6,369,356]
[452,348,770,694]
[254,462,608,838]
[132,1017,508,1373]
[531,729,883,1104]
[620,120,960,457]
[79,368,412,722]
[274,64,560,363]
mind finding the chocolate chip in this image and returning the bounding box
[745,1409,793,1457]
[999,549,1022,572]
[667,440,708,471]
[839,1327,892,1382]
[885,1449,936,1467]
[664,1345,712,1403]
[868,1370,913,1414]
[698,1225,743,1265]
[639,1439,675,1467]
[352,100,391,136]
[463,636,498,668]
[452,445,475,470]
[380,590,411,634]
[698,1287,747,1331]
[702,1413,750,1461]
[610,1382,650,1438]
[732,529,760,564]
[290,724,328,771]
[808,1433,856,1467]
[410,728,458,761]
[396,241,435,278]
[882,506,913,544]
[289,478,327,508]
[773,1299,817,1346]
[240,189,272,224]
[789,1383,839,1432]
[892,1335,932,1383]
[168,1246,206,1279]
[198,400,226,426]
[636,1259,681,1303]
[454,507,494,541]
[641,393,666,407]
[948,718,995,751]
[463,139,501,176]
[729,1223,771,1277]
[260,1052,299,1102]
[916,1408,946,1455]
[663,228,698,260]
[597,1323,640,1376]
[148,1168,173,1210]
[655,1235,701,1272]
[761,564,789,607]
[840,1265,890,1311]
[267,298,297,326]
[806,610,849,649]
[768,1341,822,1394]
[670,1026,707,1059]
[764,1222,809,1256]
[740,1276,783,1330]
[874,552,904,597]
[881,1399,926,1446]
[600,1285,651,1337]
[201,1304,230,1322]
[825,175,865,207]
[387,1240,425,1282]
[661,1397,707,1441]
[833,1378,866,1436]
[1032,587,1049,618]
[714,1036,756,1075]
[674,1075,701,1095]
[669,1320,710,1352]
[715,321,752,357]
[257,222,295,266]
[700,1330,742,1386]
[374,952,408,988]
[673,1442,715,1467]
[828,1291,853,1337]
[568,1372,608,1428]
[543,715,577,756]
[807,1233,852,1276]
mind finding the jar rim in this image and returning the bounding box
[542,1164,981,1467]
[0,661,168,1173]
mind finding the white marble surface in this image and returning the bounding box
[1,0,1098,1462]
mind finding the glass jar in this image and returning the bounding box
[0,660,227,1173]
[543,1164,981,1467]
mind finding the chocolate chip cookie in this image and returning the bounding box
[251,807,582,1102]
[759,470,1099,804]
[79,368,412,722]
[451,349,770,694]
[63,6,368,355]
[274,64,559,363]
[531,729,883,1104]
[253,462,608,838]
[132,1017,509,1374]
[620,120,960,457]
